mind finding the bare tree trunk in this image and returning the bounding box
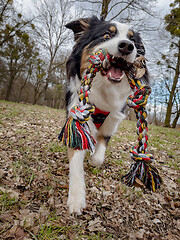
[33,81,42,105]
[33,92,39,105]
[172,109,180,128]
[164,40,180,127]
[33,89,42,105]
[129,108,136,121]
[154,98,158,125]
[17,85,24,103]
[17,77,28,103]
[5,59,15,101]
[100,0,111,19]
[5,77,13,100]
[41,71,51,102]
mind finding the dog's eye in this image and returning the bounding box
[130,36,135,42]
[103,33,111,39]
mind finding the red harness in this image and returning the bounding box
[91,107,110,129]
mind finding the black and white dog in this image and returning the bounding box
[64,16,148,214]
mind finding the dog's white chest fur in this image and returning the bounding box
[89,72,131,112]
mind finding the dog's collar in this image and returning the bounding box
[91,107,110,129]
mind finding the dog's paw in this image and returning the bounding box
[90,141,106,166]
[89,153,104,167]
[89,157,104,167]
[67,195,86,215]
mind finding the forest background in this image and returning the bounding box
[0,0,179,128]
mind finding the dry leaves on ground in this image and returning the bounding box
[0,101,179,240]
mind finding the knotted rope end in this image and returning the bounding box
[58,116,96,152]
[121,160,163,192]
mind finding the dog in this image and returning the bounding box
[64,16,149,214]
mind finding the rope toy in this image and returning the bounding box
[122,59,162,191]
[59,49,162,191]
[59,49,111,152]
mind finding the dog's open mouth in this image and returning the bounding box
[101,56,132,83]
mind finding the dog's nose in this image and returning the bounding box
[118,40,134,55]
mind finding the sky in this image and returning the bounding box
[157,0,172,8]
[15,0,33,12]
[16,0,173,16]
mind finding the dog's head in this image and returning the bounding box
[66,16,148,85]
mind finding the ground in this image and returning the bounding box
[0,101,180,240]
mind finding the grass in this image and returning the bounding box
[0,190,19,213]
[149,125,180,149]
[115,119,180,167]
[11,158,36,186]
[176,178,180,184]
[37,215,113,240]
[0,101,180,240]
[148,124,180,170]
[48,142,67,153]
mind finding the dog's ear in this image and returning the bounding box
[131,31,149,84]
[132,31,145,57]
[66,18,90,42]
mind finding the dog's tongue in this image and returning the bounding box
[107,66,123,79]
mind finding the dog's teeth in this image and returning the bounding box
[102,61,107,69]
[109,72,111,77]
[119,71,125,80]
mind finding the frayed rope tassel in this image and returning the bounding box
[122,160,162,192]
[121,58,162,191]
[58,115,96,151]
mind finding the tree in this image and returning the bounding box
[17,51,39,103]
[0,31,38,100]
[0,0,38,102]
[75,0,157,22]
[0,0,34,47]
[0,0,13,23]
[31,58,46,105]
[0,0,70,106]
[163,0,180,128]
[31,0,72,102]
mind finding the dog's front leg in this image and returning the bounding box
[90,111,125,166]
[90,136,108,166]
[67,148,86,215]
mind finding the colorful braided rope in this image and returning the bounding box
[59,49,162,191]
[59,49,111,152]
[121,60,162,191]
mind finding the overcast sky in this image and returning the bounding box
[16,0,173,17]
[156,0,173,21]
[157,0,172,8]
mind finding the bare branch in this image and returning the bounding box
[109,0,135,21]
[108,1,134,14]
[167,65,177,71]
